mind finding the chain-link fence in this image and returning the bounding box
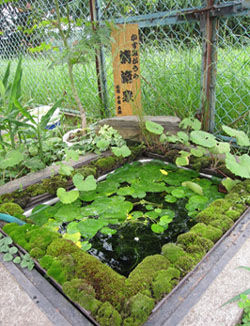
[0,0,249,132]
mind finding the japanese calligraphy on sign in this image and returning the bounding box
[111,24,142,116]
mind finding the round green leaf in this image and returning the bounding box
[9,246,18,255]
[151,224,164,234]
[57,188,79,204]
[81,241,92,251]
[171,188,186,198]
[190,131,216,148]
[164,195,177,203]
[100,227,117,235]
[73,174,97,192]
[3,253,13,262]
[13,257,21,264]
[145,120,164,135]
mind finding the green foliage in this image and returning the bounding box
[222,266,250,325]
[222,178,241,192]
[0,234,34,270]
[57,188,79,204]
[145,120,164,135]
[72,174,97,192]
[112,145,131,158]
[145,117,250,179]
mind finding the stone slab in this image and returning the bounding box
[97,116,180,140]
[179,237,250,326]
[0,152,108,196]
[0,262,53,326]
[0,253,93,326]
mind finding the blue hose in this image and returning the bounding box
[0,213,26,226]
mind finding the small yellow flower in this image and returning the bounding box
[160,169,168,175]
[76,241,82,248]
[127,214,133,220]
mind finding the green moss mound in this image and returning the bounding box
[0,202,24,216]
[126,255,170,295]
[96,302,122,326]
[152,267,180,300]
[125,293,155,325]
[190,223,223,243]
[161,243,185,263]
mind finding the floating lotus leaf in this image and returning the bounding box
[185,195,208,212]
[81,196,133,220]
[73,174,97,192]
[54,204,81,222]
[151,224,164,234]
[164,195,177,203]
[171,188,186,198]
[77,219,108,239]
[57,188,79,204]
[100,227,117,235]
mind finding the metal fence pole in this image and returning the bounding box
[89,0,109,117]
[200,0,219,132]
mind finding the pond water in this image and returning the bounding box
[30,160,224,276]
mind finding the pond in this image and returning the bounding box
[28,160,224,276]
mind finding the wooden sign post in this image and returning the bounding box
[111,24,142,116]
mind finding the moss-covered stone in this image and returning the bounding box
[74,166,97,178]
[225,209,242,221]
[209,199,232,213]
[174,255,196,276]
[30,247,45,259]
[46,238,79,257]
[41,175,68,195]
[0,202,24,216]
[161,243,185,263]
[209,217,233,232]
[126,255,170,295]
[190,223,223,243]
[96,302,122,326]
[62,278,99,312]
[73,250,127,310]
[47,259,67,284]
[177,232,214,253]
[95,156,117,171]
[152,267,180,300]
[39,255,54,270]
[125,293,154,324]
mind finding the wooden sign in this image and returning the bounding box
[111,24,142,116]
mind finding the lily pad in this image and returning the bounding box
[57,188,79,204]
[73,174,97,192]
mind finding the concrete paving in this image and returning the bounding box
[0,262,53,326]
[180,237,250,326]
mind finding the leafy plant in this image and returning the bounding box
[28,0,112,129]
[222,266,250,326]
[145,117,250,179]
[0,233,34,270]
[30,160,223,251]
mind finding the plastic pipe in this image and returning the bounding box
[0,213,26,226]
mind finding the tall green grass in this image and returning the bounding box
[0,45,249,129]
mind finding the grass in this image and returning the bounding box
[0,44,249,130]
